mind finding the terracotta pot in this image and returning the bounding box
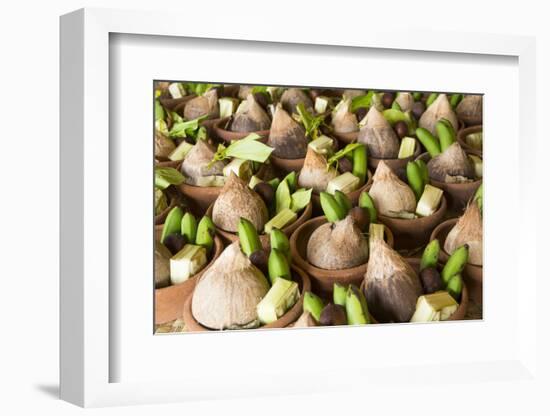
[430,218,483,304]
[457,125,482,156]
[155,235,225,325]
[199,118,222,141]
[310,170,373,215]
[416,152,482,215]
[155,159,182,169]
[458,113,482,128]
[158,94,195,112]
[360,257,468,323]
[368,139,422,181]
[179,182,222,215]
[290,216,394,297]
[270,155,305,174]
[182,265,311,331]
[154,187,182,226]
[213,117,270,144]
[205,202,313,250]
[377,196,448,250]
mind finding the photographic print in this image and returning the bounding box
[154,83,483,333]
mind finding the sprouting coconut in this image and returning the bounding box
[395,92,414,112]
[155,241,172,288]
[212,173,269,232]
[307,215,369,270]
[297,147,338,193]
[267,104,308,159]
[363,238,423,323]
[357,106,400,158]
[368,161,416,217]
[238,85,254,100]
[280,88,314,115]
[180,139,225,184]
[331,97,358,134]
[342,89,367,100]
[444,202,483,265]
[427,142,475,182]
[456,95,482,125]
[292,311,318,328]
[191,242,270,330]
[230,94,271,133]
[155,131,175,159]
[419,94,458,135]
[184,89,219,120]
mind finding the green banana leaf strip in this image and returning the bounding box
[351,91,375,112]
[211,133,273,164]
[297,103,325,140]
[169,115,208,139]
[155,167,185,190]
[326,143,363,171]
[184,83,219,96]
[290,188,312,213]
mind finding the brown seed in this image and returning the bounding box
[249,249,269,275]
[163,233,186,255]
[338,157,353,174]
[349,206,370,232]
[355,107,368,122]
[411,101,426,121]
[420,267,445,294]
[319,304,347,326]
[382,92,395,109]
[253,182,275,206]
[394,121,409,139]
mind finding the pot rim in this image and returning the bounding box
[377,195,448,227]
[456,124,483,156]
[415,151,482,189]
[368,138,422,164]
[213,117,271,143]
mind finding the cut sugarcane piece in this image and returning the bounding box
[267,104,276,118]
[168,83,186,99]
[219,97,239,119]
[223,158,253,181]
[264,208,298,234]
[326,172,360,195]
[369,223,385,249]
[191,175,227,187]
[170,244,207,285]
[468,155,483,179]
[308,135,334,155]
[248,175,263,189]
[168,140,194,161]
[410,291,458,323]
[398,137,416,159]
[257,277,299,324]
[465,131,483,150]
[315,96,330,114]
[415,184,443,217]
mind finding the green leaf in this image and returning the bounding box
[351,91,375,112]
[184,83,219,96]
[251,85,269,94]
[326,143,363,171]
[155,119,169,136]
[297,103,325,140]
[155,99,165,121]
[275,179,291,214]
[155,167,185,190]
[290,188,312,212]
[211,134,273,164]
[171,111,184,124]
[169,115,208,139]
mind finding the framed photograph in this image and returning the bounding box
[60,7,540,408]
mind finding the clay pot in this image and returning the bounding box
[368,139,422,181]
[360,257,468,323]
[290,216,394,297]
[213,117,270,144]
[270,155,305,174]
[179,183,222,215]
[310,170,373,215]
[155,235,225,325]
[416,152,481,215]
[457,125,482,156]
[156,159,182,169]
[205,202,313,250]
[377,196,448,250]
[182,265,311,331]
[430,218,482,304]
[158,94,195,112]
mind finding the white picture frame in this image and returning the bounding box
[60,7,542,408]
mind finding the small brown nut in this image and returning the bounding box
[411,101,426,121]
[163,233,186,255]
[249,249,269,275]
[394,121,409,139]
[381,92,395,109]
[355,107,368,122]
[319,304,347,326]
[420,267,445,294]
[338,157,353,174]
[254,182,275,206]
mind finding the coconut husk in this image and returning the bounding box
[212,173,269,232]
[456,95,482,122]
[180,139,225,183]
[230,94,271,133]
[427,142,475,182]
[267,104,308,159]
[297,147,338,193]
[444,202,483,266]
[395,92,414,112]
[292,311,318,328]
[342,89,367,100]
[418,94,458,135]
[191,242,270,330]
[155,241,171,288]
[363,238,423,323]
[307,215,369,270]
[357,106,400,158]
[332,98,359,134]
[183,89,219,120]
[280,88,314,115]
[368,161,416,217]
[155,131,176,159]
[238,85,254,100]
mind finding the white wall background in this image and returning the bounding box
[0,0,548,414]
